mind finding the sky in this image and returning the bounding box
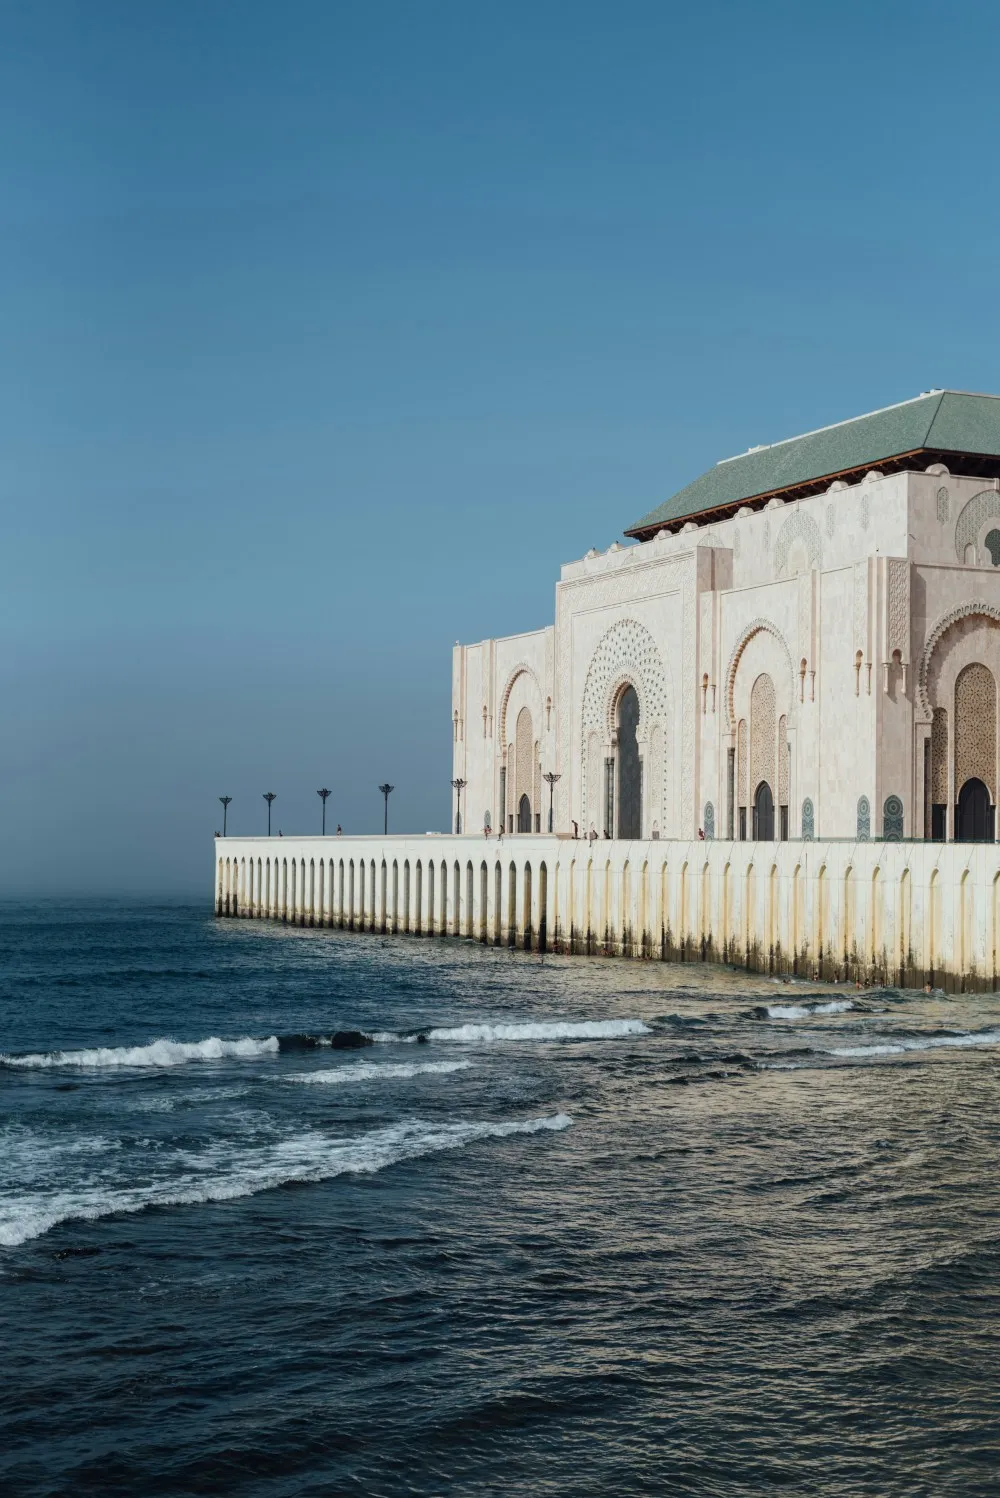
[3,0,1000,895]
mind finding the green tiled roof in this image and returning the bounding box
[626,391,1000,537]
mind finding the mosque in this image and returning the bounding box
[452,390,1000,850]
[217,391,1000,990]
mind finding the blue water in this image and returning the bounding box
[3,902,1000,1495]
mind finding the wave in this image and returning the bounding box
[830,1029,1000,1058]
[1,1036,280,1070]
[0,1114,572,1248]
[381,1020,650,1044]
[764,1001,855,1020]
[291,1060,473,1085]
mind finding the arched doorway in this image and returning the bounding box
[617,685,642,839]
[517,793,532,833]
[957,777,994,842]
[753,781,774,841]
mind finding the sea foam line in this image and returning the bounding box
[1,1036,280,1070]
[0,1114,572,1248]
[291,1060,473,1085]
[374,1019,650,1044]
[830,1029,1000,1058]
[766,1001,854,1020]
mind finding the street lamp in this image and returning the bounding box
[378,783,394,835]
[317,788,331,835]
[543,771,561,834]
[219,795,232,836]
[451,777,467,835]
[263,792,277,836]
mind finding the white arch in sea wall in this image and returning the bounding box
[215,832,1000,992]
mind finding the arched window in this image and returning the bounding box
[518,794,532,833]
[986,529,1000,566]
[616,685,642,839]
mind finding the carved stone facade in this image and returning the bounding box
[452,458,1000,843]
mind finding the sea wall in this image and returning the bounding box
[214,833,999,992]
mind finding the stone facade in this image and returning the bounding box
[453,466,1000,845]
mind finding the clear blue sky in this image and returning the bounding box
[3,0,1000,894]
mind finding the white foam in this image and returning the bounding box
[291,1060,473,1085]
[412,1020,649,1044]
[766,1001,854,1020]
[0,1114,572,1248]
[830,1030,1000,1058]
[1,1036,280,1070]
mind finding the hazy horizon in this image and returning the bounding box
[5,0,1000,895]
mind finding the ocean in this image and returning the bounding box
[2,901,1000,1495]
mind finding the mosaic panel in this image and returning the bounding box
[801,797,815,840]
[857,795,871,840]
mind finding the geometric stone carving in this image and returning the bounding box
[750,672,776,798]
[955,661,997,799]
[930,709,949,802]
[774,510,822,577]
[860,495,871,531]
[857,795,871,840]
[887,560,909,659]
[936,486,950,522]
[883,794,904,840]
[825,504,836,538]
[777,714,789,801]
[955,489,1000,562]
[801,797,815,839]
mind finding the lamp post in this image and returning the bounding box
[543,771,561,834]
[219,795,232,836]
[451,777,466,835]
[378,783,394,835]
[263,792,276,836]
[317,788,330,835]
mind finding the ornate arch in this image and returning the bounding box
[724,619,796,729]
[773,510,822,577]
[580,618,669,738]
[580,618,670,829]
[955,489,1000,562]
[498,663,543,750]
[916,601,1000,717]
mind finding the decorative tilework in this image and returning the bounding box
[883,794,904,840]
[704,802,715,839]
[801,797,815,839]
[857,795,871,840]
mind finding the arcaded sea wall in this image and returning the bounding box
[214,833,999,993]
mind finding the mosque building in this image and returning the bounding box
[452,390,1000,849]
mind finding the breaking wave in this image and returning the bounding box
[0,1114,572,1248]
[377,1020,651,1045]
[1,1036,280,1070]
[292,1060,473,1085]
[829,1029,1000,1058]
[764,1001,855,1020]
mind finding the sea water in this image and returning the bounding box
[2,901,1000,1495]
